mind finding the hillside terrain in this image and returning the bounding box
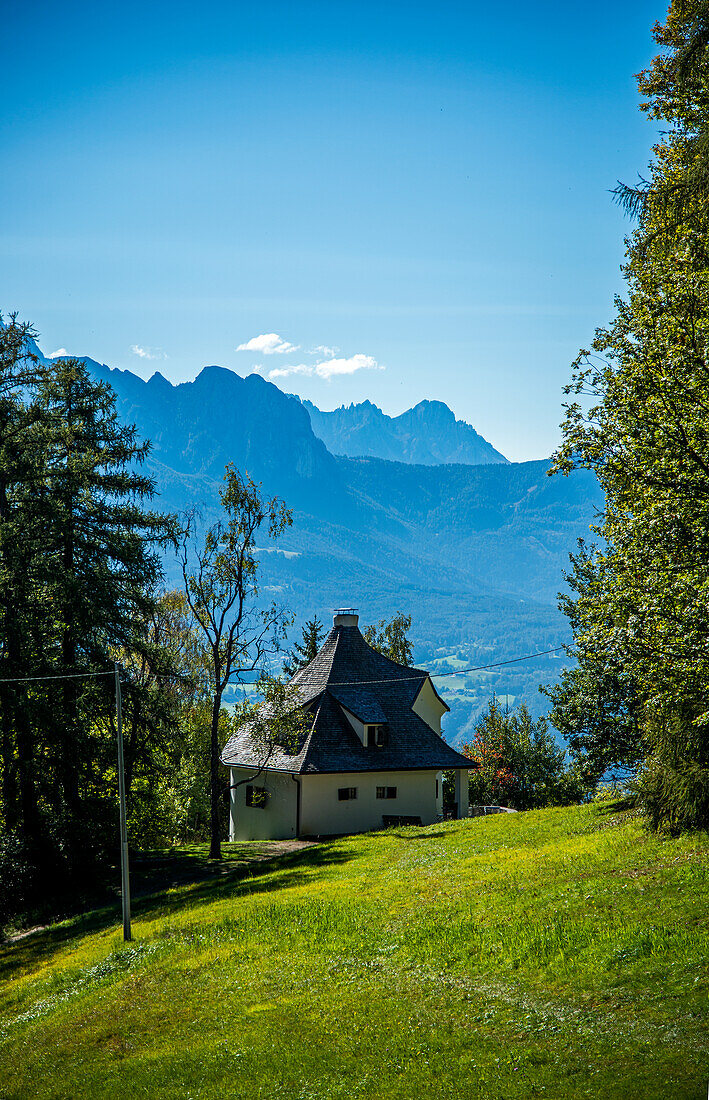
[1,803,707,1099]
[38,350,603,738]
[301,396,508,465]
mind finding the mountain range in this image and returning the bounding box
[301,397,508,466]
[38,352,601,744]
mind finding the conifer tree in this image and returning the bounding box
[0,317,47,852]
[283,616,324,677]
[33,358,172,868]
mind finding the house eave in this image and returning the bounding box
[222,759,476,774]
[412,674,451,714]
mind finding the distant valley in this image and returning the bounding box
[38,351,601,745]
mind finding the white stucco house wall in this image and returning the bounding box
[221,610,472,840]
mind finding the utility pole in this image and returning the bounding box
[114,661,132,941]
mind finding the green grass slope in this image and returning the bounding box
[1,805,707,1100]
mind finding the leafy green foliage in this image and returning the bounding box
[462,698,589,810]
[542,542,643,782]
[550,2,709,831]
[614,2,709,229]
[363,611,413,666]
[233,674,309,760]
[178,464,293,859]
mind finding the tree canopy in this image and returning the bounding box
[363,612,414,667]
[0,322,176,902]
[462,699,586,811]
[550,0,709,830]
[283,616,325,678]
[178,465,293,859]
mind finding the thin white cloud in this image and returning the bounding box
[131,345,166,360]
[236,333,298,355]
[267,353,383,382]
[48,348,68,358]
[267,364,313,379]
[311,344,339,357]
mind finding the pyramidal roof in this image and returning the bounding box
[222,613,472,774]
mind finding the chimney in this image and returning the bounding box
[333,607,359,627]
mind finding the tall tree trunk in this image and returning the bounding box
[60,457,80,817]
[124,701,140,816]
[61,633,81,813]
[0,468,40,845]
[0,688,17,829]
[13,686,40,848]
[209,691,223,860]
[0,476,21,833]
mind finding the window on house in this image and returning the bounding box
[246,785,268,809]
[366,724,387,747]
[376,786,397,799]
[436,779,439,799]
[338,787,357,801]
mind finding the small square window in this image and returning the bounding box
[338,787,357,801]
[366,725,387,747]
[376,786,397,799]
[246,785,268,808]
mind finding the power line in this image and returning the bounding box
[0,644,570,689]
[0,669,115,684]
[316,645,569,689]
[438,644,568,676]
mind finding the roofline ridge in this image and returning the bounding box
[296,696,323,772]
[290,628,340,687]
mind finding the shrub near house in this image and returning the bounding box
[462,699,588,810]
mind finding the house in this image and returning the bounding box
[222,609,472,840]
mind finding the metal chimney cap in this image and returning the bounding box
[333,608,359,627]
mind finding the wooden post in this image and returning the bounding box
[115,662,132,941]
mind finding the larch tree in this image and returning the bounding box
[35,357,172,870]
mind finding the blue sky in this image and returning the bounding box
[2,0,663,460]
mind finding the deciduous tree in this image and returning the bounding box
[462,699,587,810]
[552,2,709,829]
[363,612,413,666]
[179,465,293,859]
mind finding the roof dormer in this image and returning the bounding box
[330,687,388,747]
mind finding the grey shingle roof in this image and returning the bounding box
[221,622,472,774]
[328,686,386,723]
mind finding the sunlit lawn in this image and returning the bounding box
[1,804,707,1099]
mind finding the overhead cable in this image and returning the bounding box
[317,645,569,689]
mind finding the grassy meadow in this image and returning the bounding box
[0,803,707,1099]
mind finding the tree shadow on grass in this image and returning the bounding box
[390,830,449,840]
[0,841,352,985]
[594,796,638,816]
